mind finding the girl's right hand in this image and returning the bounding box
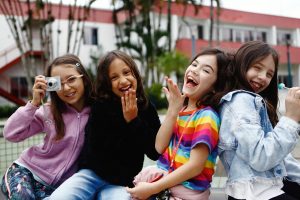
[163,77,186,114]
[31,75,47,107]
[285,87,300,123]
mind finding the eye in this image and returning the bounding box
[253,65,261,70]
[203,69,210,73]
[202,67,212,74]
[67,76,77,84]
[191,62,197,67]
[110,76,118,81]
[267,72,274,79]
[124,70,131,75]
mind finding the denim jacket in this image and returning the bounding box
[218,90,300,185]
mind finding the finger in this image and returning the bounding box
[128,90,133,108]
[35,75,46,84]
[130,90,137,107]
[162,87,169,95]
[124,92,129,110]
[121,96,126,113]
[295,90,300,99]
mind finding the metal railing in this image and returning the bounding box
[0,124,43,178]
[0,124,227,190]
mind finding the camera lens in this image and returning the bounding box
[48,82,53,87]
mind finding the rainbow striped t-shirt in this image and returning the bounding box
[157,105,220,191]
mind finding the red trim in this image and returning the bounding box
[1,2,300,28]
[0,1,114,24]
[0,87,26,106]
[159,2,300,29]
[0,51,44,75]
[175,39,300,64]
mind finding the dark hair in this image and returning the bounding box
[186,47,233,109]
[95,50,148,108]
[46,54,94,140]
[216,41,279,126]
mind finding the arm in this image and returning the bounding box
[155,77,186,154]
[126,144,209,200]
[4,75,47,142]
[221,93,300,171]
[126,108,219,199]
[3,102,45,142]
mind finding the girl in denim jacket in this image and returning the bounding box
[217,41,300,200]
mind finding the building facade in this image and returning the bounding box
[0,2,300,106]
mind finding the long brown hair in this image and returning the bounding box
[95,50,148,109]
[215,41,279,126]
[46,54,94,140]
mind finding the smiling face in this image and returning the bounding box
[109,58,137,98]
[182,54,218,105]
[51,64,85,111]
[246,54,275,94]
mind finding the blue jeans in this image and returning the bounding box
[48,169,131,200]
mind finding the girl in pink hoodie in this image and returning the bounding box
[1,54,94,199]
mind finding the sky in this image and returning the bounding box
[49,0,300,19]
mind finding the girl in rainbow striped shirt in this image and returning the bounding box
[127,48,232,200]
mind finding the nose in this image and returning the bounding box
[257,71,267,82]
[119,76,128,84]
[190,69,198,76]
[61,83,71,90]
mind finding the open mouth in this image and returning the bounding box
[119,85,131,93]
[185,76,198,87]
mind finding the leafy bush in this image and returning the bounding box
[146,83,167,110]
[0,105,18,119]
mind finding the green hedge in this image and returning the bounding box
[146,83,168,110]
[0,105,18,119]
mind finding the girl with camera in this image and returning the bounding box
[1,54,94,199]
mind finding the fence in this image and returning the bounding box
[0,122,227,188]
[0,123,44,178]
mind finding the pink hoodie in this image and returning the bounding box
[3,102,90,186]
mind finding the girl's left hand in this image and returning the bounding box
[121,89,138,122]
[126,182,157,200]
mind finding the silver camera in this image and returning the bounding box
[45,76,61,91]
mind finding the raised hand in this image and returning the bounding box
[121,89,138,122]
[163,76,186,114]
[31,75,47,107]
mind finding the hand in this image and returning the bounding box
[285,87,300,122]
[163,77,186,114]
[121,89,138,122]
[126,182,158,200]
[31,75,47,107]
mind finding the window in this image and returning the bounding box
[277,31,292,45]
[83,27,98,45]
[222,28,233,41]
[256,31,267,42]
[244,31,254,42]
[11,77,29,98]
[197,25,203,39]
[235,30,242,42]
